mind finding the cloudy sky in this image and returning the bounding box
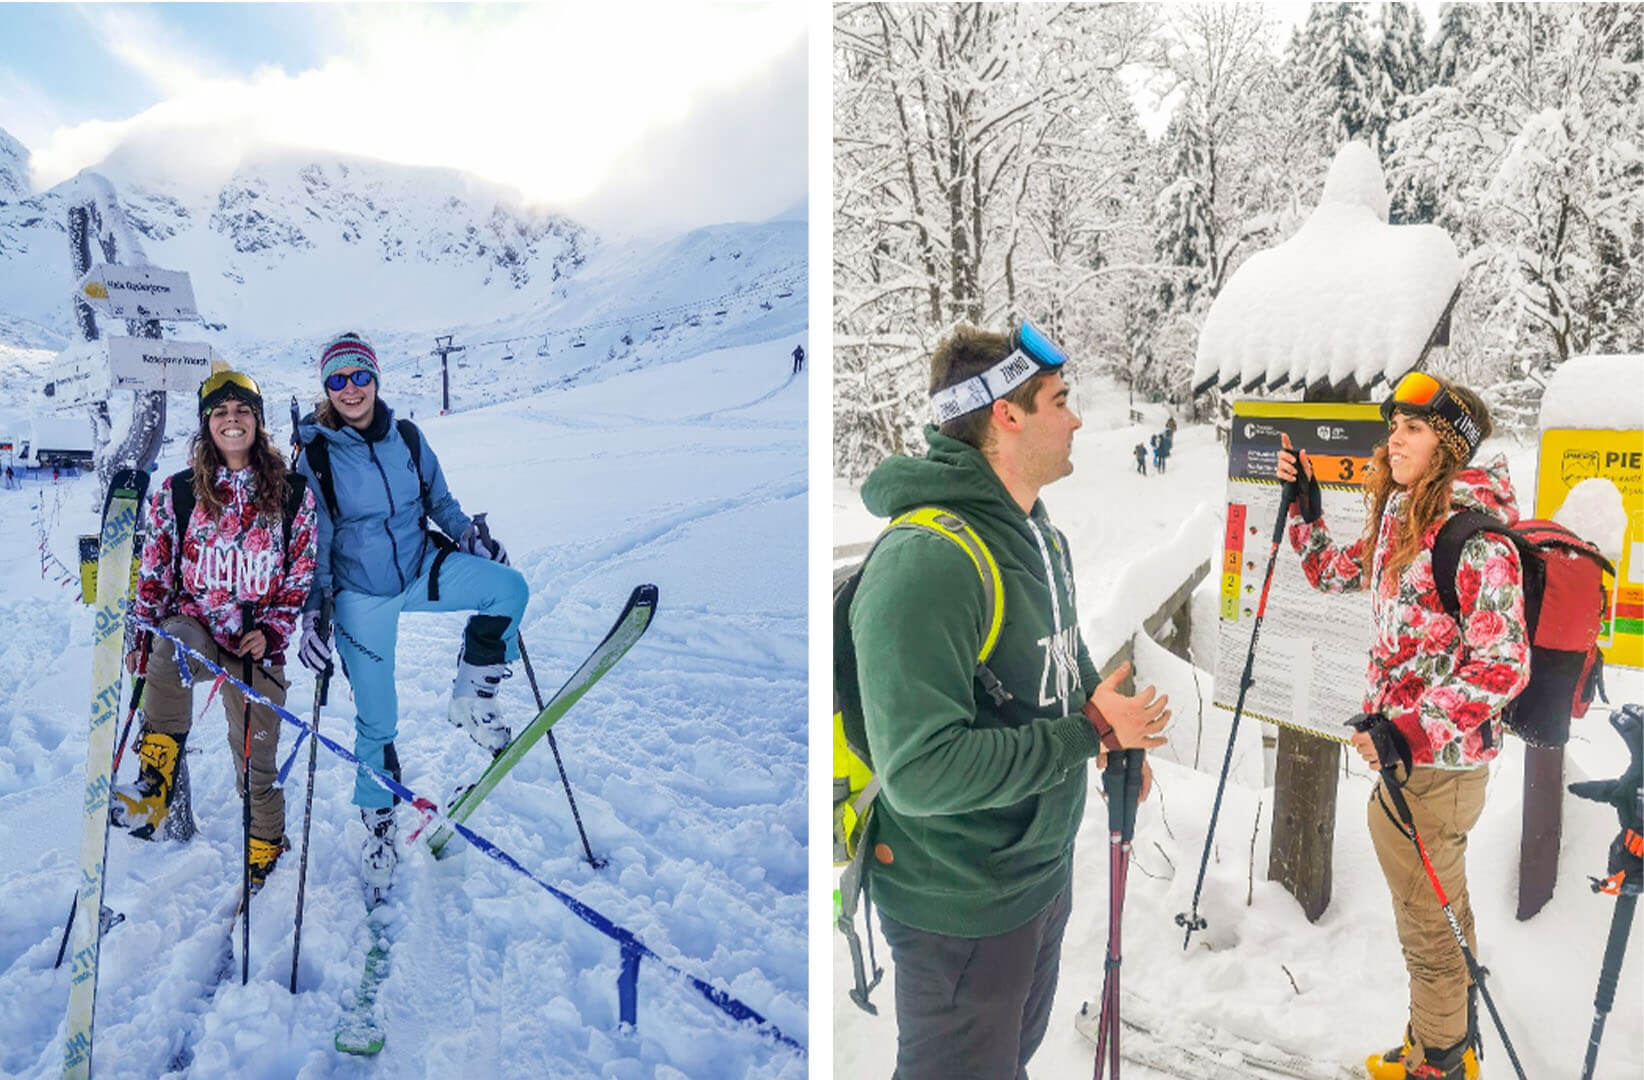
[0,3,807,236]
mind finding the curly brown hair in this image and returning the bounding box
[1360,379,1493,585]
[189,408,290,520]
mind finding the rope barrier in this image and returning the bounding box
[135,618,805,1057]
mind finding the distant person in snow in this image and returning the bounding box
[3,465,12,489]
[292,332,527,903]
[793,344,805,374]
[1157,428,1172,474]
[1133,442,1147,475]
[117,368,318,896]
[1151,433,1164,473]
[1278,374,1527,1080]
[844,321,1169,1080]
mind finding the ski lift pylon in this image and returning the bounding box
[536,335,549,357]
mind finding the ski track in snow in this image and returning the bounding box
[0,336,808,1078]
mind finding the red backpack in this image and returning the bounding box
[1433,512,1615,748]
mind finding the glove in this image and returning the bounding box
[458,513,510,565]
[298,610,333,675]
[1349,711,1413,777]
[1278,445,1323,523]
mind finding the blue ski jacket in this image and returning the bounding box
[296,402,471,603]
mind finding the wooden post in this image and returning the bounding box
[1265,383,1346,922]
[1517,745,1564,920]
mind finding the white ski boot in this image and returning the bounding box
[448,658,512,754]
[360,806,397,906]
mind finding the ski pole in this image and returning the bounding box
[1359,737,1529,1080]
[470,514,605,870]
[239,601,256,986]
[1580,889,1637,1080]
[54,668,146,970]
[1094,748,1144,1080]
[1177,479,1293,949]
[288,593,333,993]
[516,633,606,869]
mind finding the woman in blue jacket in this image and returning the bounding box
[295,331,527,897]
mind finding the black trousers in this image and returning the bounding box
[879,884,1072,1080]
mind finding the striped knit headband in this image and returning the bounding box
[320,332,381,383]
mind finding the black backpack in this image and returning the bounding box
[167,468,309,586]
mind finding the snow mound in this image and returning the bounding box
[1193,142,1461,397]
[1553,477,1626,563]
[1539,354,1644,431]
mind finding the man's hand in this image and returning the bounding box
[1085,661,1169,750]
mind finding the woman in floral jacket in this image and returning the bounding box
[1277,374,1529,1080]
[115,368,318,894]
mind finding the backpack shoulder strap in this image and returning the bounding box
[1433,510,1529,623]
[885,506,1005,664]
[396,418,430,511]
[168,469,196,590]
[297,434,339,519]
[280,472,308,576]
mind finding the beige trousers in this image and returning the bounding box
[1367,764,1489,1058]
[142,614,289,841]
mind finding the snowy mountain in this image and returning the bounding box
[0,126,806,456]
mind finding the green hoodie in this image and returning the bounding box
[851,429,1106,937]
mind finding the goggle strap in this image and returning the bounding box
[930,349,1039,424]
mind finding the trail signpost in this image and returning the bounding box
[76,264,200,323]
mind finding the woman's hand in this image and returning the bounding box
[1350,729,1380,770]
[236,630,268,662]
[125,648,144,674]
[1277,432,1314,484]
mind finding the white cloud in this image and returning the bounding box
[23,2,806,233]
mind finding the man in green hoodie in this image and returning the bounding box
[851,322,1170,1080]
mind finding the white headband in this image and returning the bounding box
[930,349,1038,424]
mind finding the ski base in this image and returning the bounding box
[428,584,658,857]
[1075,996,1362,1080]
[335,913,391,1056]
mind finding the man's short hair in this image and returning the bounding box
[929,325,1045,451]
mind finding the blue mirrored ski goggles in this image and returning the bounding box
[325,369,376,392]
[930,319,1068,424]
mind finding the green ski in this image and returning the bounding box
[64,467,150,1080]
[334,909,392,1055]
[427,584,658,858]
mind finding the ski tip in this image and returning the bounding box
[629,583,659,610]
[334,1032,385,1056]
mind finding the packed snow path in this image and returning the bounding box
[0,337,808,1078]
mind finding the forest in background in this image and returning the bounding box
[833,2,1642,477]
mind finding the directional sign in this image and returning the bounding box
[43,348,110,409]
[76,264,199,322]
[108,336,216,393]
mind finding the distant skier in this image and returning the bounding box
[1157,429,1172,474]
[52,465,60,483]
[792,344,805,374]
[1151,433,1164,473]
[1133,442,1147,475]
[293,332,527,901]
[3,465,12,489]
[117,368,318,896]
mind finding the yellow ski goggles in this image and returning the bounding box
[198,369,263,417]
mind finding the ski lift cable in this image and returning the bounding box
[442,268,805,349]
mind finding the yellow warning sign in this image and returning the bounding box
[1536,428,1644,669]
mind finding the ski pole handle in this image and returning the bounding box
[1272,480,1296,545]
[1121,749,1145,842]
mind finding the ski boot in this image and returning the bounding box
[361,806,397,907]
[1366,1031,1478,1080]
[110,730,185,840]
[448,656,512,754]
[247,835,289,896]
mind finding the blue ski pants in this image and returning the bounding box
[333,547,529,809]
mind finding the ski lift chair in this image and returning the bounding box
[572,335,586,348]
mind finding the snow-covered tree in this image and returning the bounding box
[1290,4,1379,152]
[1388,3,1644,426]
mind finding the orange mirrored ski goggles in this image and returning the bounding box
[1381,370,1483,460]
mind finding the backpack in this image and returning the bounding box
[1433,512,1615,748]
[167,469,309,589]
[295,418,461,600]
[832,506,1009,1014]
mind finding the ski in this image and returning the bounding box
[334,906,392,1055]
[64,467,149,1080]
[1075,996,1361,1080]
[427,584,658,857]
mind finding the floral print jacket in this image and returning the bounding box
[1288,454,1531,768]
[131,467,318,665]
